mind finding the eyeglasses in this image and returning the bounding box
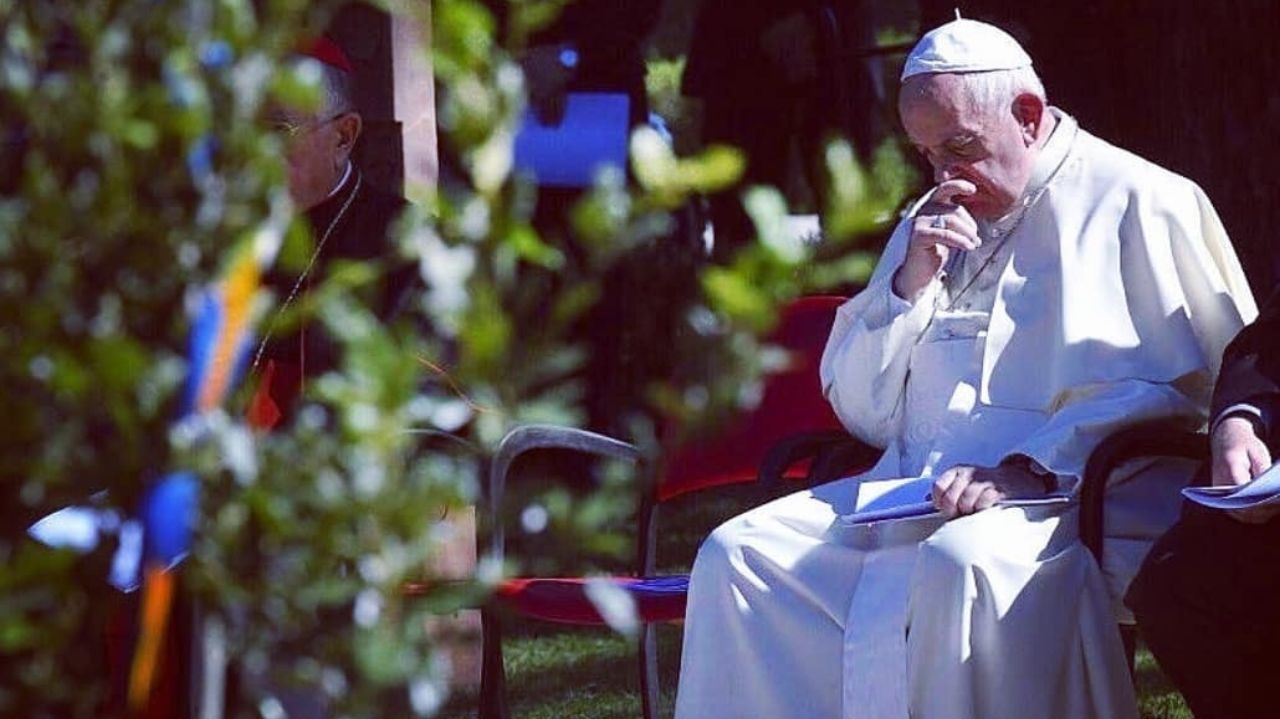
[266,111,349,138]
[268,118,310,138]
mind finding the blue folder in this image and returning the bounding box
[513,92,631,188]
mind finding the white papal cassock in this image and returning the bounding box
[673,112,1257,719]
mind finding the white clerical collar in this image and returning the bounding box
[983,108,1077,237]
[325,161,353,201]
[1026,108,1075,196]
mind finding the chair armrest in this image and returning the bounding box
[486,424,643,559]
[808,435,883,486]
[1079,420,1207,563]
[758,431,882,490]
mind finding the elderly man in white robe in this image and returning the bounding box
[672,18,1258,719]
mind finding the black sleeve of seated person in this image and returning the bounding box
[1210,286,1280,449]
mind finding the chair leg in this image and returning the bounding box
[639,623,660,719]
[1120,624,1138,679]
[479,608,508,719]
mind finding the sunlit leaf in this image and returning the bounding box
[676,144,744,193]
[584,578,639,637]
[744,185,806,264]
[506,222,563,268]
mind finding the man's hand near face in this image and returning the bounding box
[1212,415,1278,524]
[930,462,1048,519]
[893,179,981,300]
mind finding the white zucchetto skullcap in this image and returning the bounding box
[901,19,1032,82]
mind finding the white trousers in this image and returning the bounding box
[672,477,1139,719]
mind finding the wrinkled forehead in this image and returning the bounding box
[897,75,985,146]
[898,74,978,119]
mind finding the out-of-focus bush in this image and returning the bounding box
[0,0,908,716]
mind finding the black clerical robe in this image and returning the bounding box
[248,170,410,429]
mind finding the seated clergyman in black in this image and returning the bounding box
[1128,285,1280,719]
[249,36,414,430]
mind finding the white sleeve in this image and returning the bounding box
[1003,372,1210,492]
[819,218,940,448]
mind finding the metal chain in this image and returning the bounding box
[249,172,363,373]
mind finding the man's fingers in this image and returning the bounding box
[910,215,980,252]
[1226,453,1257,486]
[939,467,977,517]
[1249,445,1273,478]
[931,471,957,505]
[955,482,984,515]
[1210,458,1238,488]
[914,195,981,252]
[971,485,1003,513]
[932,469,965,516]
[1210,416,1270,486]
[932,179,978,205]
[934,227,981,252]
[956,481,1001,515]
[946,207,979,236]
[1229,441,1277,523]
[899,196,981,300]
[917,202,978,234]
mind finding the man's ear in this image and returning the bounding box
[333,111,363,157]
[1012,93,1045,145]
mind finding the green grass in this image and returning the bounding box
[438,625,1189,719]
[436,623,682,719]
[437,483,1193,718]
[1135,648,1193,719]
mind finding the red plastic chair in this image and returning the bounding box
[476,295,882,719]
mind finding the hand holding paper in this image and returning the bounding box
[838,476,1072,527]
[1182,461,1280,512]
[1193,414,1280,523]
[931,462,1048,518]
[1210,414,1273,487]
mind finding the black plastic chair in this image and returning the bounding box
[795,416,1211,677]
[1078,419,1208,673]
[475,297,882,719]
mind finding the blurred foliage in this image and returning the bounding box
[0,0,908,716]
[644,56,698,155]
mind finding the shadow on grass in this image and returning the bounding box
[436,623,685,719]
[438,627,1190,719]
[435,478,805,718]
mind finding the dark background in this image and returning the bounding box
[334,0,1280,295]
[919,0,1280,296]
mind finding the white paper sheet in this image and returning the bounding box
[837,476,1073,526]
[1182,462,1280,510]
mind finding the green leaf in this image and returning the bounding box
[88,336,148,394]
[701,267,773,332]
[629,126,679,194]
[744,185,806,264]
[676,144,745,193]
[459,284,512,375]
[506,222,563,268]
[120,119,159,149]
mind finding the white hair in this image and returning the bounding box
[286,57,356,118]
[957,66,1046,119]
[318,63,354,117]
